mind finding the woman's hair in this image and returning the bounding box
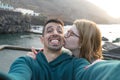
[73,19,103,62]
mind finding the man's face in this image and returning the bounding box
[41,22,64,51]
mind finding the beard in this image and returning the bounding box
[47,44,63,51]
[47,35,64,51]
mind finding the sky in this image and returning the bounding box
[87,0,120,18]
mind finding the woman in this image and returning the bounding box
[28,19,103,63]
[64,19,103,62]
[63,19,120,80]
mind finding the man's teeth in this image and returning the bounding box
[51,40,59,44]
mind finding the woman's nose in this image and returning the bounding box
[64,32,68,38]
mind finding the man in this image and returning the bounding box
[4,18,90,80]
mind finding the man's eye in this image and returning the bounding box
[58,30,63,33]
[47,29,53,33]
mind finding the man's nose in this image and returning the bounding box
[53,30,59,34]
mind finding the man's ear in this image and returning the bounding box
[40,36,44,44]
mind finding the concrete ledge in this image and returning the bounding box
[0,45,39,51]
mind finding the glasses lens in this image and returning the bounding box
[65,30,79,38]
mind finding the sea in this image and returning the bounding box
[0,24,120,73]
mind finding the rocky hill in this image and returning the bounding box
[2,0,120,24]
[0,9,31,33]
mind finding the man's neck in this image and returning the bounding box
[43,49,62,62]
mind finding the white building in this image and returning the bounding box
[0,1,14,10]
[14,8,40,16]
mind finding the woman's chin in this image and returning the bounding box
[63,45,74,51]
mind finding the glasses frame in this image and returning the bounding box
[65,30,79,38]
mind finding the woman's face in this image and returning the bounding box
[64,25,80,50]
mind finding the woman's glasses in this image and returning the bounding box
[65,30,79,38]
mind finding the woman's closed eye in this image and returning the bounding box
[70,31,75,36]
[66,30,79,38]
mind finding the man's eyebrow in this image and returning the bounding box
[46,26,53,30]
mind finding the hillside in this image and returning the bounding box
[2,0,119,24]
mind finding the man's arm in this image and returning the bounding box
[8,56,32,80]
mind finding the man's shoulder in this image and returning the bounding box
[62,48,72,55]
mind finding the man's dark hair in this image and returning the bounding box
[42,18,64,36]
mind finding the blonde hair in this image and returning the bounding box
[73,19,103,62]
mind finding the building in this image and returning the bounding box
[0,1,14,10]
[14,8,40,16]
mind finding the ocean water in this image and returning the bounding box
[98,24,120,43]
[0,33,43,48]
[0,33,43,73]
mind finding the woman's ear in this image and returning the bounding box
[40,36,44,44]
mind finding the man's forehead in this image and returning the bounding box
[45,22,63,29]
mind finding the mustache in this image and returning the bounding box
[48,35,62,41]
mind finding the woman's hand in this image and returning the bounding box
[27,47,43,59]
